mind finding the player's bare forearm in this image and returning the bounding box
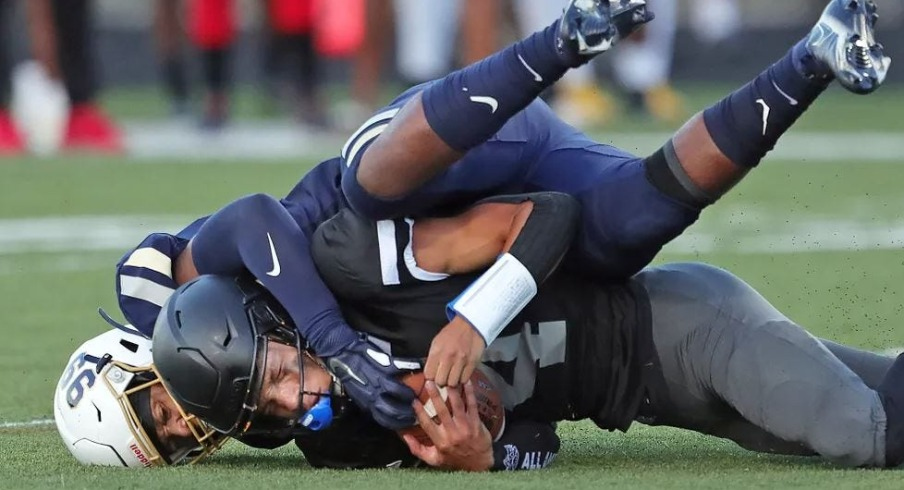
[413,201,534,386]
[416,193,577,387]
[412,201,533,275]
[670,113,750,199]
[356,93,463,199]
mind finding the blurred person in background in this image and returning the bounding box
[689,0,741,45]
[186,0,234,129]
[340,0,500,131]
[517,0,684,127]
[173,0,350,130]
[25,0,123,153]
[154,0,192,118]
[341,0,393,130]
[611,0,684,123]
[261,0,327,129]
[264,0,369,130]
[394,0,502,85]
[0,0,24,155]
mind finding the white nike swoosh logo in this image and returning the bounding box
[756,99,770,136]
[772,81,799,106]
[469,96,498,114]
[518,54,543,82]
[265,232,281,277]
[385,460,403,469]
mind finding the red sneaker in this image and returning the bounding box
[0,110,25,156]
[63,104,125,154]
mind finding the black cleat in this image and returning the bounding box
[803,0,891,94]
[557,0,654,58]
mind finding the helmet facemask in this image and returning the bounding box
[230,283,314,437]
[122,363,228,465]
[230,279,343,438]
[152,275,352,444]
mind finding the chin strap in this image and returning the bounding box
[97,307,150,339]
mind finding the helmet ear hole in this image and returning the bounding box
[119,340,139,353]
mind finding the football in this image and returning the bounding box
[399,369,505,444]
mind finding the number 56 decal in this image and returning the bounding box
[58,353,98,407]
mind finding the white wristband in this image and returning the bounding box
[446,253,538,345]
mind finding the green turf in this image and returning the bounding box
[5,156,904,485]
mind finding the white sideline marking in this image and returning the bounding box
[595,132,904,162]
[6,212,904,262]
[0,418,53,429]
[120,122,904,162]
[0,215,193,254]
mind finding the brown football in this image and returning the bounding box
[399,369,505,445]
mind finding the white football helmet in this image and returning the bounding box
[53,328,226,467]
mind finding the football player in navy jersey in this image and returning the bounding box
[117,0,890,433]
[152,192,904,471]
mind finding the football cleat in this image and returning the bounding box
[803,0,890,94]
[63,104,125,154]
[557,0,654,57]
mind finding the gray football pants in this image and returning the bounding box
[634,262,893,467]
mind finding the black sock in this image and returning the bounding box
[201,47,230,93]
[162,57,189,105]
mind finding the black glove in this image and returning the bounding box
[324,335,421,430]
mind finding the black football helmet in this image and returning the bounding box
[152,274,313,438]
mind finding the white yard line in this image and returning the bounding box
[0,215,193,255]
[121,123,904,162]
[0,254,120,276]
[0,418,54,429]
[5,213,904,260]
[594,132,904,163]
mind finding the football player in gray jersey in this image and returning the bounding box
[308,193,904,470]
[154,192,904,471]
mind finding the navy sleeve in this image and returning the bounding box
[491,416,560,471]
[190,193,357,356]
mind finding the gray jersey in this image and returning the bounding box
[311,209,656,429]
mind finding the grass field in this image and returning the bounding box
[2,86,904,488]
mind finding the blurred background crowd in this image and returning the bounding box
[0,0,901,158]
